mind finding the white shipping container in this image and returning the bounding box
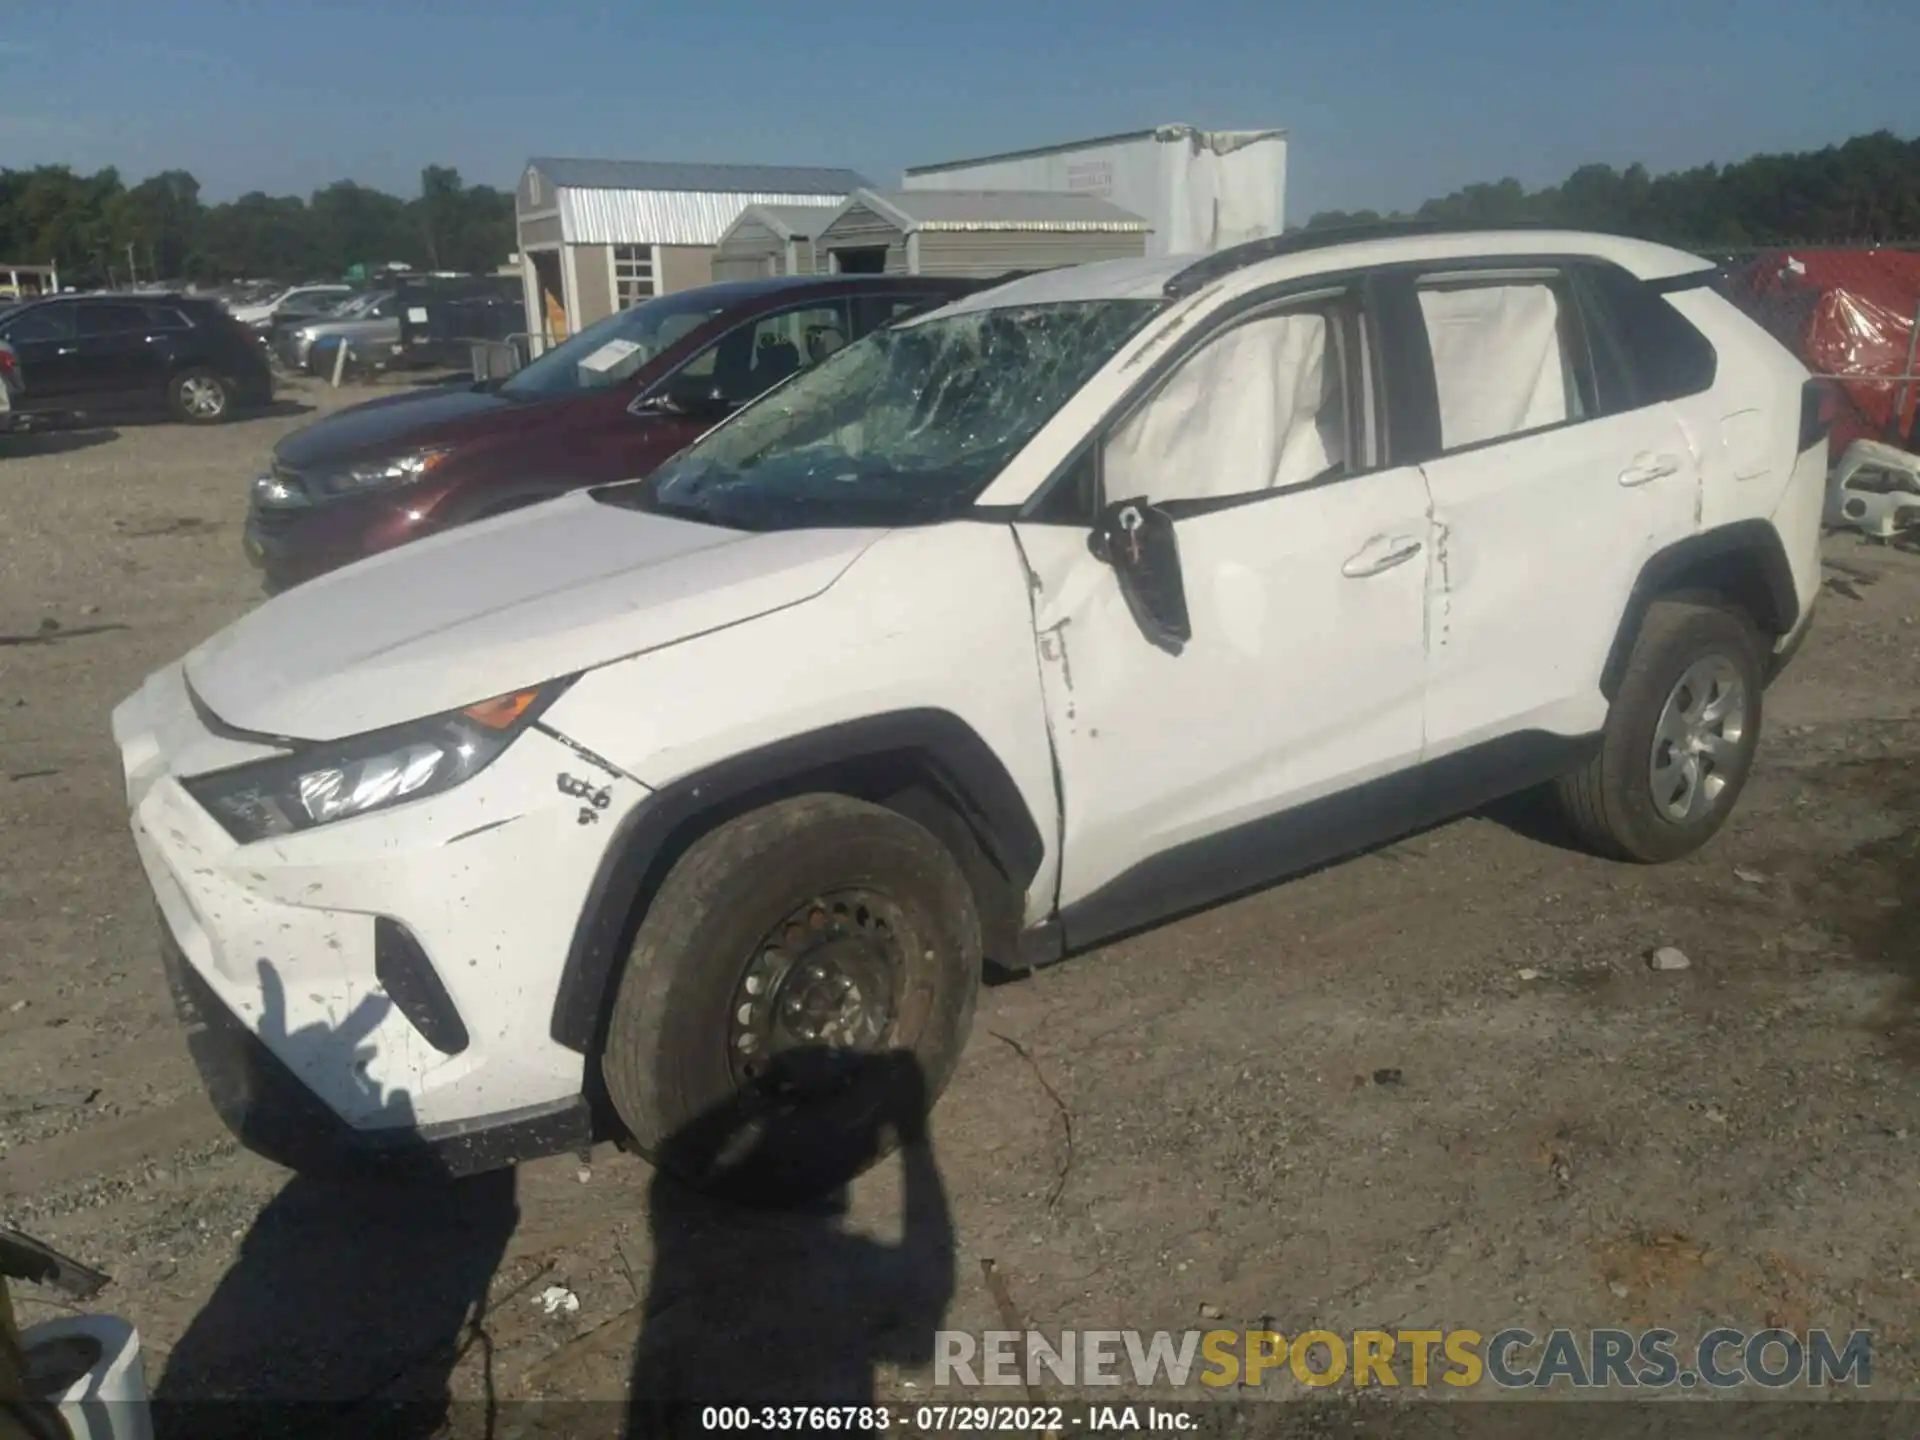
[903,125,1287,258]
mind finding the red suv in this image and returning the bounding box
[245,275,983,589]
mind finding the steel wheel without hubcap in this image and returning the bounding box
[1648,655,1747,824]
[179,376,226,418]
[728,888,907,1094]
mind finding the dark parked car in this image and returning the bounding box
[0,294,273,424]
[246,274,983,589]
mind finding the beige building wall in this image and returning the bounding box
[659,245,716,294]
[570,242,614,326]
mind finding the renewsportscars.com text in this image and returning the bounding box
[934,1326,1874,1391]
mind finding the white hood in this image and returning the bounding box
[186,491,884,739]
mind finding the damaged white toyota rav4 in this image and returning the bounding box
[115,224,1828,1201]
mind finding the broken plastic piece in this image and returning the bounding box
[1826,439,1920,539]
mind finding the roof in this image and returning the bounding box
[838,188,1151,234]
[524,159,868,246]
[527,157,867,196]
[933,227,1716,318]
[905,124,1286,177]
[722,202,845,243]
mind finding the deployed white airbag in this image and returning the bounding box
[1106,311,1345,503]
[1418,284,1575,450]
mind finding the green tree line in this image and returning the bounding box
[0,163,515,285]
[1306,129,1920,247]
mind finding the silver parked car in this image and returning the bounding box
[275,290,400,372]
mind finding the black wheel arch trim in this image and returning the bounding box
[1600,520,1799,702]
[548,707,1047,1053]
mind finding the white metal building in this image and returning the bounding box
[904,125,1287,258]
[514,158,867,341]
[710,203,843,281]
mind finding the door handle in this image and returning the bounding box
[1342,535,1423,578]
[55,345,78,355]
[1619,453,1682,486]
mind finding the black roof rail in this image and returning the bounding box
[1162,218,1574,299]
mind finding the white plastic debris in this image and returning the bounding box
[1647,946,1692,972]
[1517,967,1543,981]
[537,1285,580,1317]
[1733,867,1768,885]
[1826,439,1920,540]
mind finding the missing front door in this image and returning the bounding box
[832,247,889,275]
[531,250,568,342]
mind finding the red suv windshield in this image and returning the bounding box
[500,291,730,399]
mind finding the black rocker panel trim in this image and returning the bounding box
[1049,728,1597,958]
[549,708,1048,1052]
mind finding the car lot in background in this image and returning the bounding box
[1,369,1916,1401]
[227,282,354,331]
[0,292,273,424]
[268,289,396,373]
[245,273,981,589]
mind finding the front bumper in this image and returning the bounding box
[115,662,646,1174]
[243,488,438,590]
[159,925,590,1176]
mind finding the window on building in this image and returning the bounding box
[614,245,658,309]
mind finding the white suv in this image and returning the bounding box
[114,226,1828,1201]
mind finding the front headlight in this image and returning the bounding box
[314,445,458,499]
[181,680,572,843]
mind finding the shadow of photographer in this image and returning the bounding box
[627,1047,956,1438]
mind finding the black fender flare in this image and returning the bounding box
[547,708,1047,1052]
[1599,520,1799,701]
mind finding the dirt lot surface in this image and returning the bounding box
[1,385,1916,1431]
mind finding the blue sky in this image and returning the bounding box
[4,0,1915,217]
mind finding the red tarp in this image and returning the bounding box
[1720,249,1920,456]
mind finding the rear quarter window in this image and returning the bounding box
[1578,264,1718,411]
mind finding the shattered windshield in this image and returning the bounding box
[599,300,1157,529]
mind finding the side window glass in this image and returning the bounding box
[5,304,76,343]
[700,304,848,403]
[852,294,942,336]
[77,303,151,337]
[1103,304,1357,506]
[1581,264,1718,411]
[144,306,192,331]
[1416,279,1592,451]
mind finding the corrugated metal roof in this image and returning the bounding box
[560,190,857,246]
[853,189,1151,234]
[528,156,867,196]
[725,202,843,242]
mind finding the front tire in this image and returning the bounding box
[1552,599,1766,862]
[170,368,231,424]
[600,794,981,1205]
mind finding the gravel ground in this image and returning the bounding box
[1,385,1916,1431]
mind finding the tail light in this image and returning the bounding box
[0,348,15,374]
[1799,379,1836,454]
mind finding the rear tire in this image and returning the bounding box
[599,794,981,1206]
[170,368,231,424]
[1553,599,1766,862]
